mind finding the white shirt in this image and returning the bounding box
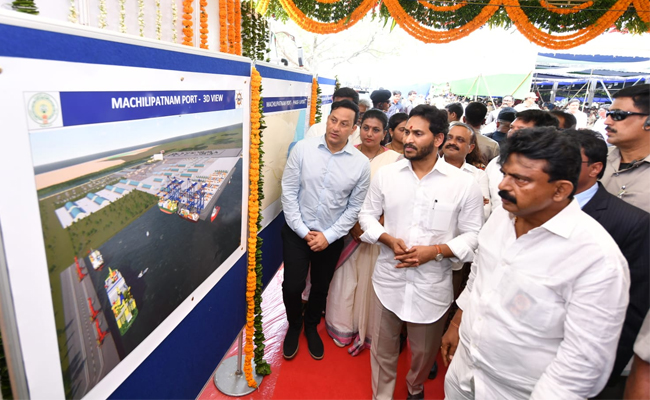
[485,156,503,215]
[454,202,630,400]
[514,103,540,112]
[571,110,588,129]
[304,121,361,146]
[359,158,484,323]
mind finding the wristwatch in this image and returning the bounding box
[434,245,444,262]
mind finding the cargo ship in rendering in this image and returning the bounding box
[211,206,220,222]
[178,207,199,222]
[104,267,138,335]
[89,249,104,270]
[158,198,178,214]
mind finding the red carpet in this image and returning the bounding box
[198,266,448,400]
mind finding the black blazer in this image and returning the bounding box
[583,182,650,382]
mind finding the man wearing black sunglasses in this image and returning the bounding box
[600,84,650,214]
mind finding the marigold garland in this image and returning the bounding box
[505,0,633,49]
[633,0,650,22]
[269,0,649,48]
[200,0,209,49]
[156,0,162,39]
[277,0,376,34]
[256,0,271,14]
[539,0,594,14]
[309,77,318,127]
[418,0,469,12]
[220,0,228,51]
[172,0,179,42]
[182,0,194,46]
[68,0,78,23]
[228,0,236,53]
[138,0,145,37]
[119,0,127,33]
[245,67,272,387]
[385,0,500,43]
[98,0,107,28]
[235,0,243,55]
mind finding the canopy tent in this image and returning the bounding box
[448,73,534,100]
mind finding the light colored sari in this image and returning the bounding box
[325,149,401,355]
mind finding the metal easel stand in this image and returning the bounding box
[214,331,263,396]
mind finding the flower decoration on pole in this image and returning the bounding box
[235,0,243,55]
[200,0,209,49]
[98,0,108,28]
[68,0,78,23]
[156,0,163,39]
[182,0,195,46]
[119,0,127,33]
[309,77,319,126]
[220,0,229,51]
[245,67,271,387]
[138,0,146,37]
[172,0,179,42]
[228,0,236,53]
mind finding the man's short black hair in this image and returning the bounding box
[464,102,488,127]
[568,129,608,179]
[408,90,417,96]
[393,90,402,96]
[361,109,389,130]
[388,112,409,131]
[409,104,449,147]
[331,99,359,126]
[499,127,581,198]
[445,102,463,120]
[613,84,649,114]
[333,87,359,105]
[515,109,560,128]
[549,110,577,129]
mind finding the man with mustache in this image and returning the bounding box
[442,127,630,400]
[485,110,559,213]
[600,84,650,214]
[358,105,484,399]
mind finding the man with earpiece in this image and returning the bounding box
[600,84,650,214]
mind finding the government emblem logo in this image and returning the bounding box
[28,92,59,127]
[236,91,243,107]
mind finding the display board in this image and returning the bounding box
[256,63,314,227]
[318,76,337,120]
[0,11,249,399]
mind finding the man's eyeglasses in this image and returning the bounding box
[606,110,650,121]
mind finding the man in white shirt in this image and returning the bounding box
[485,110,559,214]
[442,127,630,400]
[359,105,484,400]
[304,87,362,145]
[513,92,540,112]
[566,99,588,129]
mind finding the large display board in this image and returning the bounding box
[256,63,314,226]
[0,11,249,399]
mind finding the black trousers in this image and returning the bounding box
[281,223,344,331]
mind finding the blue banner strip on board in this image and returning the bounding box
[263,96,309,113]
[256,65,313,83]
[60,90,236,126]
[0,23,250,76]
[318,77,337,86]
[321,95,333,105]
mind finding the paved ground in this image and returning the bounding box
[61,257,120,399]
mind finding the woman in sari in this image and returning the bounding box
[325,109,401,355]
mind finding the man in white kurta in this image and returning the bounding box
[443,127,630,400]
[359,105,484,400]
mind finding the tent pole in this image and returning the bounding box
[466,75,480,99]
[480,74,496,109]
[510,70,533,98]
[599,80,613,102]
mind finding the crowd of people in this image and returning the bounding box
[280,84,650,400]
